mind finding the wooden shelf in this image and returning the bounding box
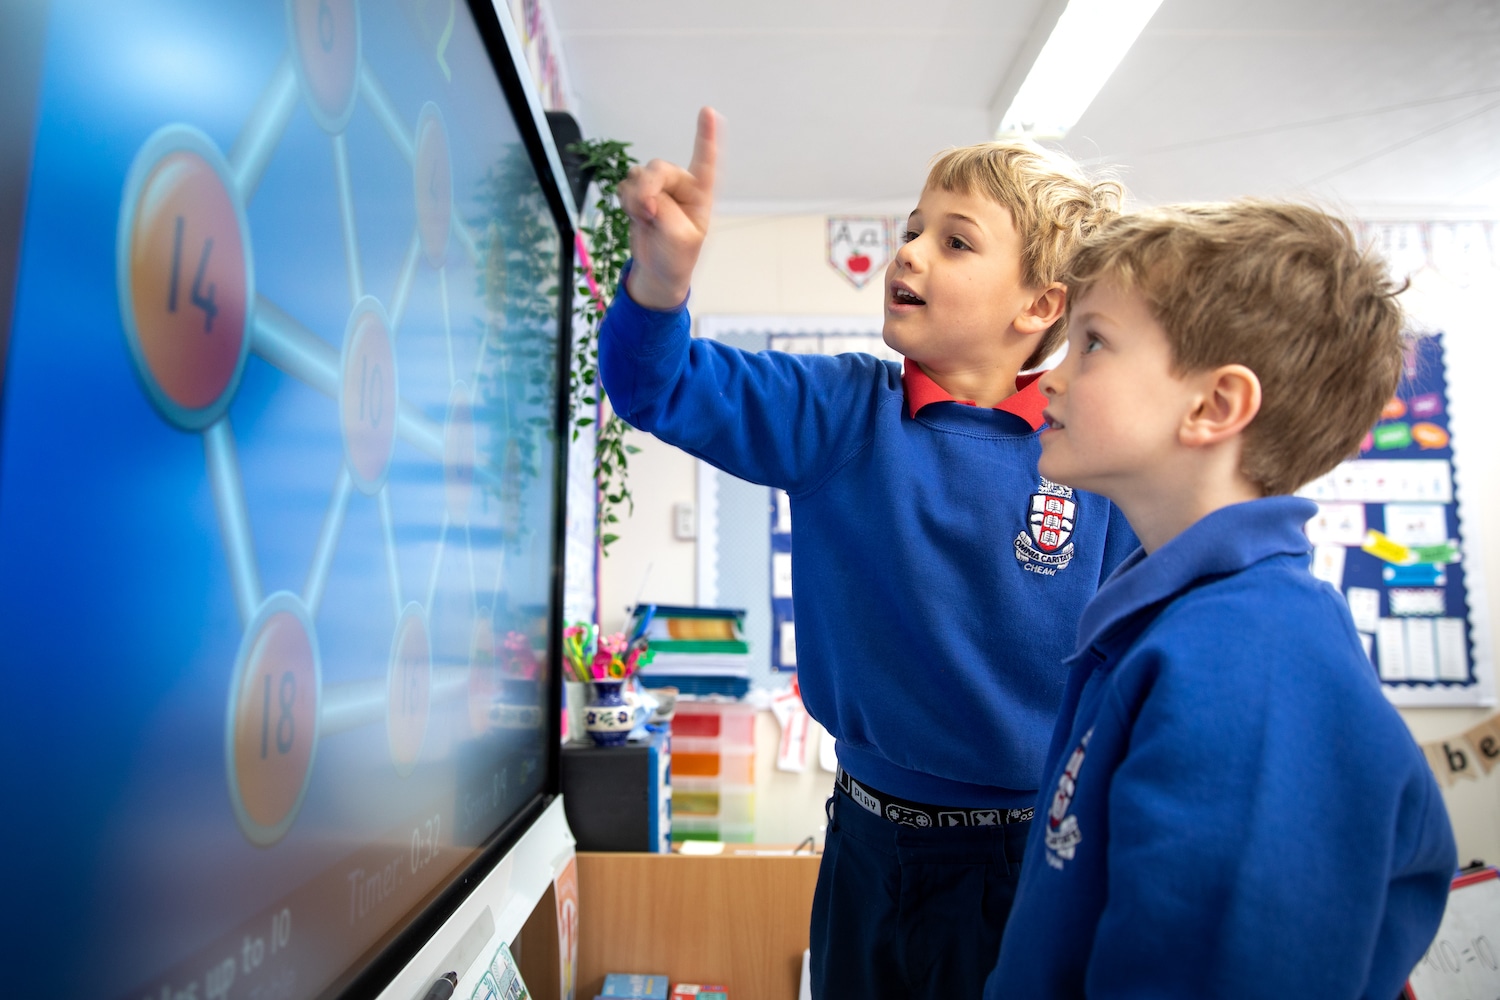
[572,849,821,1000]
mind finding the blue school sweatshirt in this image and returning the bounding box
[599,278,1137,806]
[990,496,1456,998]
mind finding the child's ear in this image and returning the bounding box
[1014,282,1067,335]
[1180,364,1261,447]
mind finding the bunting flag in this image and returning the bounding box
[1355,220,1499,286]
[1421,713,1500,786]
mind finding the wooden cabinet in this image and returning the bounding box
[568,850,821,1000]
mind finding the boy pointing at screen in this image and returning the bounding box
[600,109,1136,996]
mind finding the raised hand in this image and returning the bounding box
[619,106,718,310]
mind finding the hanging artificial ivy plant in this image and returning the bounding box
[568,138,640,554]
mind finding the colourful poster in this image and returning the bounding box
[1300,333,1493,706]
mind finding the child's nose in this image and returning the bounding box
[893,236,921,270]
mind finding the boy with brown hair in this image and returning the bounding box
[992,201,1456,998]
[600,109,1137,997]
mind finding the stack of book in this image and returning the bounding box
[630,604,750,699]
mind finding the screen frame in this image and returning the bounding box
[322,1,576,996]
[0,1,578,997]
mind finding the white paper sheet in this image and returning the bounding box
[1389,588,1446,617]
[1377,619,1408,681]
[1382,503,1449,547]
[1345,586,1381,633]
[1311,545,1347,588]
[772,551,793,598]
[1405,617,1438,681]
[1306,503,1366,547]
[1437,618,1470,681]
[779,620,797,666]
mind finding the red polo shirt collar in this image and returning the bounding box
[902,362,1048,430]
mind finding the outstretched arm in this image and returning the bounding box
[619,106,717,310]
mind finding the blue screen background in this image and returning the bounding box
[0,3,564,997]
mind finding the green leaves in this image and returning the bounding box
[567,136,639,555]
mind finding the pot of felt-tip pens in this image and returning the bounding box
[563,624,655,746]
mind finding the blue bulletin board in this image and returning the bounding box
[1300,333,1494,706]
[761,325,899,673]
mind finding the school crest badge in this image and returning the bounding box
[1014,477,1077,574]
[1044,726,1093,868]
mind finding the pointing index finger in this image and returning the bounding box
[688,106,718,195]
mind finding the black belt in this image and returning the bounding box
[836,768,1034,828]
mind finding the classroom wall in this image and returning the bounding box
[599,214,886,630]
[603,212,1500,863]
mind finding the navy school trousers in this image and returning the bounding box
[809,786,1031,999]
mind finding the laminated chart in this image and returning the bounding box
[1300,334,1493,706]
[114,0,546,846]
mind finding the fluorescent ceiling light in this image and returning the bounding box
[998,0,1165,138]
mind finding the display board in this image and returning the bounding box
[692,317,892,680]
[0,2,573,998]
[1300,333,1493,706]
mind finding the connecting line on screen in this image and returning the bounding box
[319,678,388,736]
[491,548,508,612]
[390,231,422,334]
[452,210,480,266]
[114,13,537,849]
[204,420,263,627]
[440,267,456,383]
[228,55,297,200]
[253,296,340,396]
[428,513,450,614]
[253,298,449,461]
[466,523,480,616]
[305,467,353,618]
[395,400,445,460]
[378,488,404,621]
[331,133,364,305]
[360,67,415,164]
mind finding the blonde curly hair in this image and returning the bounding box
[926,141,1123,370]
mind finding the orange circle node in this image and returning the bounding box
[287,0,360,134]
[340,298,399,494]
[388,604,432,775]
[118,128,252,430]
[414,103,453,267]
[444,381,476,523]
[226,592,321,846]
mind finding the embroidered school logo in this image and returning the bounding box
[1014,478,1077,574]
[1044,727,1093,868]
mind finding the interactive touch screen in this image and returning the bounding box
[0,3,569,998]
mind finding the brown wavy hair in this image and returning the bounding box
[1065,201,1407,495]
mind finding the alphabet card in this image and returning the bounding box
[826,216,891,289]
[1298,334,1493,706]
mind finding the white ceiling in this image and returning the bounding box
[549,0,1500,218]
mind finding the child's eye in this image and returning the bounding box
[946,236,971,251]
[902,230,919,244]
[1082,334,1103,353]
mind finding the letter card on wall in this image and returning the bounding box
[1300,333,1494,706]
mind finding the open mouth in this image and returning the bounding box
[890,283,925,306]
[1043,411,1064,430]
